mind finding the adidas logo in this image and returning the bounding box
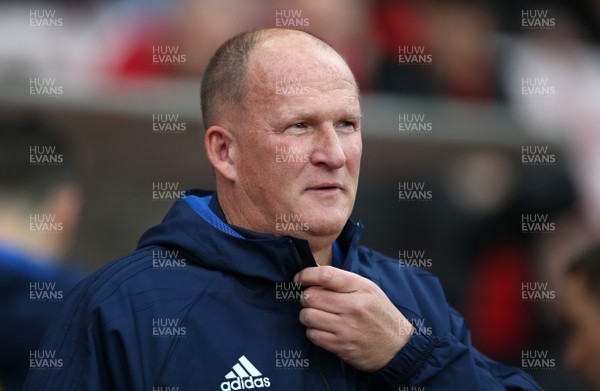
[220,355,271,390]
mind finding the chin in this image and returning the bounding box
[305,216,347,237]
[296,200,352,234]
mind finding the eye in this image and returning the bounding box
[336,120,359,132]
[284,122,308,134]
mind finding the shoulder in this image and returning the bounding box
[355,246,449,318]
[356,246,442,287]
[64,246,219,323]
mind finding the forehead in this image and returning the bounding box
[244,36,360,119]
[251,42,352,78]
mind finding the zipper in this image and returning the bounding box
[290,239,333,390]
[288,239,306,269]
[315,346,333,391]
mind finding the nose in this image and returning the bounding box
[309,124,346,169]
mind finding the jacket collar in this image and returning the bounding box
[137,189,363,282]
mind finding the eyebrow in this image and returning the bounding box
[279,109,362,123]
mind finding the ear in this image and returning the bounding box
[204,125,238,182]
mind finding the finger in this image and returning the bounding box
[294,266,361,293]
[299,307,342,334]
[299,286,347,314]
[305,328,337,351]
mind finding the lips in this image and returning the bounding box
[306,182,343,191]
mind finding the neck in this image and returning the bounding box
[217,188,264,232]
[309,239,334,266]
[216,189,338,266]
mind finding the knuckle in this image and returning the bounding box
[348,299,367,319]
[299,308,309,325]
[300,308,316,326]
[308,329,333,348]
[303,287,317,305]
[322,266,335,283]
[306,328,320,342]
[361,280,378,295]
[294,272,304,284]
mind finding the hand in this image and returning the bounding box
[294,266,414,372]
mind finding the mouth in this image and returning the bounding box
[306,183,343,193]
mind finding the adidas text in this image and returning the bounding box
[221,356,271,390]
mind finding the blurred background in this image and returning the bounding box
[1,0,600,390]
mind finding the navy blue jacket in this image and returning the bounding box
[0,246,81,391]
[23,190,541,390]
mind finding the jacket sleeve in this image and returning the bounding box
[370,307,543,390]
[21,277,136,391]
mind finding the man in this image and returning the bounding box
[0,115,83,391]
[23,28,541,390]
[563,244,600,390]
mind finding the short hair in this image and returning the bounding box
[567,244,600,302]
[200,29,264,131]
[200,28,346,131]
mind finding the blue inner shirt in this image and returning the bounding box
[185,194,345,268]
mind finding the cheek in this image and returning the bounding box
[344,136,362,171]
[238,134,276,167]
[238,138,303,192]
[235,139,275,189]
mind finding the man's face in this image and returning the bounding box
[226,35,362,238]
[563,274,600,390]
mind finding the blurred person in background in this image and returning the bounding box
[371,0,503,101]
[563,244,600,390]
[0,115,84,391]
